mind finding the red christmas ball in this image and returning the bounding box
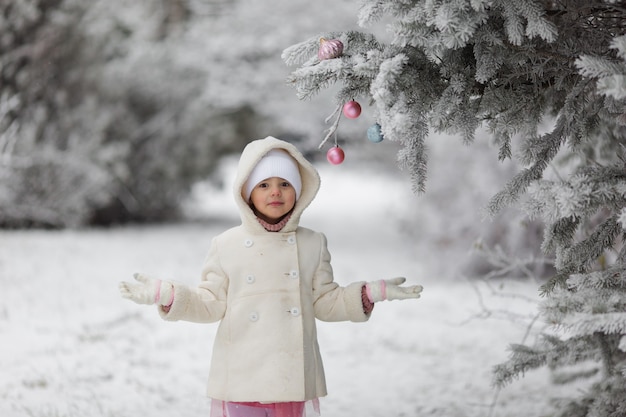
[326,146,345,165]
[342,101,361,119]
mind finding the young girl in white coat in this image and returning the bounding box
[119,136,423,417]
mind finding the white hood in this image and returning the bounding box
[233,136,321,233]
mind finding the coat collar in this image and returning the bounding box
[233,136,321,234]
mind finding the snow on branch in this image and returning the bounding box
[558,216,621,272]
[486,165,544,215]
[493,333,598,389]
[567,268,626,291]
[562,312,626,337]
[576,35,626,100]
[494,0,557,45]
[525,169,626,225]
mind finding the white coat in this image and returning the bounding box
[159,136,370,403]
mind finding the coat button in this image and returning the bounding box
[249,312,259,322]
[289,307,301,317]
[287,236,296,245]
[244,239,253,247]
[246,275,255,284]
[289,270,298,279]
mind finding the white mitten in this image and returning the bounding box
[366,277,423,302]
[119,273,174,306]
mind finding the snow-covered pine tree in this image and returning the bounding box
[283,1,626,414]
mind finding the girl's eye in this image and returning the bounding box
[258,183,269,188]
[281,182,291,187]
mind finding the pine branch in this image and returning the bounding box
[540,269,575,295]
[519,110,568,167]
[493,332,602,389]
[576,55,625,79]
[561,216,621,274]
[493,343,547,388]
[542,216,580,256]
[487,163,545,215]
[540,216,623,295]
[562,312,626,338]
[567,267,626,291]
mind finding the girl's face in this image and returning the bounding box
[249,177,297,224]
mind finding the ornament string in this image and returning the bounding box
[319,103,342,149]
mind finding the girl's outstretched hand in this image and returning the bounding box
[366,277,423,302]
[119,273,174,306]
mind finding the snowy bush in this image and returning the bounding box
[0,0,111,227]
[0,0,262,227]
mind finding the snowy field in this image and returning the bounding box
[0,148,583,417]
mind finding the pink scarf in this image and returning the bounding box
[255,212,293,232]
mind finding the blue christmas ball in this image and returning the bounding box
[367,123,384,143]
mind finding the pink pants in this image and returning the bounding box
[211,399,320,417]
[227,402,304,417]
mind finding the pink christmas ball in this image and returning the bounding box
[318,38,344,60]
[342,101,361,119]
[326,146,345,165]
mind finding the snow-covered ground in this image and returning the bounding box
[1,145,582,417]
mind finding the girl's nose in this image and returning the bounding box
[270,186,281,196]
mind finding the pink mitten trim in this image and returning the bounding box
[154,279,162,304]
[365,284,375,303]
[165,286,175,307]
[361,286,374,314]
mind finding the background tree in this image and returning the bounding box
[283,0,626,414]
[0,0,260,227]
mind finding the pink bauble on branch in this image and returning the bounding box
[326,146,345,165]
[318,38,344,61]
[342,101,361,119]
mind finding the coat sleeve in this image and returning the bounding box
[312,232,372,322]
[158,238,228,323]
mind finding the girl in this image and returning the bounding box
[119,136,423,417]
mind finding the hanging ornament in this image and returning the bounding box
[326,146,345,165]
[318,38,344,61]
[367,123,384,143]
[342,101,361,119]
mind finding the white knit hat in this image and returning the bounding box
[244,149,302,201]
